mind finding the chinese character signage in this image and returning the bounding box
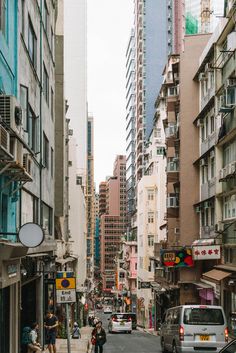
[193,245,221,260]
[161,248,194,268]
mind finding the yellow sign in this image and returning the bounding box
[56,277,76,290]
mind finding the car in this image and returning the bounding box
[103,306,113,314]
[219,339,236,353]
[108,313,132,334]
[160,305,228,353]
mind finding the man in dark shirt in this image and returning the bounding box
[45,311,58,353]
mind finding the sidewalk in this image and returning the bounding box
[56,326,93,353]
[137,326,159,336]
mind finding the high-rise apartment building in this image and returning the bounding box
[86,114,95,277]
[100,155,127,291]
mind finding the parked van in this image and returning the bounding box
[160,305,228,353]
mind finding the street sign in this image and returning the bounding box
[56,271,76,303]
[56,277,76,290]
[56,289,76,303]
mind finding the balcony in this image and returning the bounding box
[167,159,179,173]
[200,178,216,201]
[200,132,216,156]
[222,52,236,84]
[217,109,236,146]
[200,86,215,111]
[219,161,236,181]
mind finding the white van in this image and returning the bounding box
[160,305,228,353]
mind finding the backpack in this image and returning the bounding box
[21,327,32,345]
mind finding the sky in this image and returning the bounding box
[87,0,134,188]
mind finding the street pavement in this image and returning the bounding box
[90,311,161,353]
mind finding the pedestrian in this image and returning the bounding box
[44,311,58,353]
[91,321,106,353]
[71,322,81,339]
[27,322,42,353]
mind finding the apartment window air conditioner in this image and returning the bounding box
[0,95,23,136]
[200,158,208,167]
[226,78,236,87]
[197,118,204,127]
[204,201,212,209]
[195,206,202,213]
[0,125,10,155]
[23,153,32,176]
[199,73,206,81]
[219,167,226,180]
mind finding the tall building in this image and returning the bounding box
[0,1,57,351]
[100,155,127,291]
[86,114,95,278]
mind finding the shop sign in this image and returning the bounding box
[160,248,194,268]
[193,245,221,260]
[0,260,20,288]
[56,289,76,303]
[7,264,18,278]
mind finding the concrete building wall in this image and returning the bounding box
[179,34,211,284]
[64,0,87,177]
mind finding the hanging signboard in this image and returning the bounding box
[193,245,221,260]
[160,248,194,268]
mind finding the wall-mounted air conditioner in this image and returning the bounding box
[0,95,23,136]
[10,137,23,165]
[23,153,32,176]
[0,125,10,155]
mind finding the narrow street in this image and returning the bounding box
[96,312,161,353]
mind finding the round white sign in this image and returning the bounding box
[18,223,45,248]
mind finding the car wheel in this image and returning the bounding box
[172,342,177,353]
[161,338,167,353]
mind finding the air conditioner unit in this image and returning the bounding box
[226,78,236,87]
[23,153,32,176]
[219,167,226,179]
[0,125,10,155]
[0,95,23,136]
[210,150,215,158]
[200,158,208,167]
[231,161,236,174]
[225,163,232,176]
[195,206,201,213]
[10,137,23,165]
[199,73,206,81]
[204,201,212,209]
[197,118,204,127]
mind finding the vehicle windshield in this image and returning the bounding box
[112,314,131,320]
[183,308,224,325]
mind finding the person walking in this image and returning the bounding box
[28,322,42,353]
[71,322,81,339]
[44,311,58,353]
[91,321,106,353]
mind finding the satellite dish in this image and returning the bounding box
[18,223,45,248]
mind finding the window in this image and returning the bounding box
[33,197,39,223]
[20,85,28,131]
[43,0,49,34]
[0,0,6,36]
[135,262,137,270]
[147,189,154,201]
[43,133,49,168]
[148,212,154,223]
[224,195,236,220]
[76,176,82,185]
[51,87,54,119]
[210,115,215,134]
[51,147,53,177]
[43,64,49,104]
[210,157,215,178]
[28,105,38,152]
[42,202,52,235]
[148,234,154,247]
[21,0,25,37]
[157,147,165,155]
[28,17,37,68]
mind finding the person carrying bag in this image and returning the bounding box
[91,321,106,353]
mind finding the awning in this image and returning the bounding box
[192,238,215,246]
[56,256,77,265]
[202,269,231,282]
[193,281,213,289]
